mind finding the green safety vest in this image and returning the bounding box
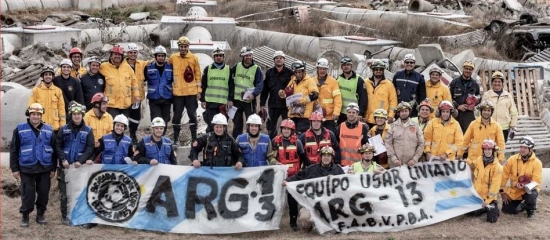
[337,76,359,114]
[205,65,231,104]
[234,63,258,97]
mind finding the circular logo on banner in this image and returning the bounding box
[86,171,140,222]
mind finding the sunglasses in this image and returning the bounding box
[404,61,415,64]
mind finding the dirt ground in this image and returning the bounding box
[2,166,550,240]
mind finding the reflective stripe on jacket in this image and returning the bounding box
[425,80,452,119]
[61,124,92,163]
[146,62,174,100]
[313,75,342,120]
[339,122,363,166]
[481,90,518,130]
[303,128,332,164]
[17,123,54,167]
[365,78,397,124]
[99,61,139,109]
[143,135,172,164]
[205,64,231,104]
[423,118,463,160]
[84,110,113,142]
[287,73,319,119]
[501,153,542,200]
[459,117,505,163]
[273,135,300,177]
[238,133,270,167]
[102,133,132,164]
[470,158,502,204]
[169,52,202,96]
[28,82,66,130]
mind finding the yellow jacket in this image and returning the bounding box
[365,78,397,124]
[99,61,140,109]
[169,52,202,96]
[501,153,542,200]
[368,123,390,140]
[423,118,463,160]
[84,110,113,142]
[28,82,66,130]
[425,80,451,119]
[56,66,87,79]
[287,73,319,119]
[124,58,148,99]
[458,117,505,163]
[470,157,503,204]
[312,75,342,120]
[481,90,518,130]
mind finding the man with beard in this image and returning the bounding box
[230,46,264,139]
[425,68,451,119]
[281,60,319,135]
[466,139,502,223]
[28,65,66,131]
[348,143,385,174]
[56,47,87,79]
[169,36,202,145]
[53,59,85,122]
[312,58,342,133]
[92,114,134,164]
[10,103,56,227]
[449,61,481,133]
[365,60,397,129]
[135,117,177,165]
[411,99,433,131]
[190,113,244,169]
[201,48,234,133]
[55,103,95,225]
[336,56,367,124]
[335,103,370,166]
[392,54,426,117]
[260,51,293,139]
[500,137,542,218]
[99,45,140,119]
[458,101,505,163]
[84,92,113,149]
[145,45,173,136]
[237,114,276,167]
[385,102,424,168]
[368,109,390,169]
[423,100,464,162]
[124,43,148,144]
[283,146,344,232]
[299,112,341,165]
[80,56,105,111]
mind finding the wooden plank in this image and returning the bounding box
[520,69,529,117]
[525,69,535,117]
[481,70,488,92]
[514,69,524,115]
[532,69,540,117]
[507,69,514,95]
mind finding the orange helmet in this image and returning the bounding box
[91,92,108,104]
[110,45,124,55]
[481,139,497,149]
[280,119,296,130]
[438,100,454,110]
[309,111,323,121]
[69,47,83,58]
[417,98,434,113]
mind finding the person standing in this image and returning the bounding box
[124,43,148,144]
[365,60,398,129]
[230,46,264,139]
[385,102,424,168]
[80,56,105,111]
[392,54,426,118]
[335,103,370,166]
[336,56,367,124]
[481,71,518,142]
[260,50,293,139]
[169,36,202,145]
[135,117,177,165]
[299,112,341,165]
[312,58,342,133]
[282,60,319,135]
[10,103,56,227]
[145,45,173,136]
[425,68,451,119]
[411,99,433,131]
[83,92,113,149]
[237,114,276,167]
[449,60,481,133]
[53,58,85,122]
[56,47,87,79]
[28,65,66,131]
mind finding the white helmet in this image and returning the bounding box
[240,46,253,57]
[246,114,262,125]
[273,50,285,59]
[126,43,139,52]
[212,113,228,125]
[346,102,360,112]
[153,45,167,55]
[151,117,166,128]
[404,53,416,62]
[113,114,129,126]
[60,59,72,67]
[316,58,329,69]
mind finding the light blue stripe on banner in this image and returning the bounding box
[128,167,242,232]
[434,179,472,193]
[71,164,151,225]
[435,195,483,212]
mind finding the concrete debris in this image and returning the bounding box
[129,12,150,21]
[8,55,22,62]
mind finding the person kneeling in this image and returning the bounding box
[348,143,385,174]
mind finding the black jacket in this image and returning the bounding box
[53,75,85,114]
[10,120,56,173]
[392,70,426,117]
[287,163,345,181]
[189,132,244,167]
[80,72,105,110]
[449,76,481,132]
[260,66,293,108]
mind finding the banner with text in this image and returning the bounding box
[66,165,288,234]
[286,161,483,234]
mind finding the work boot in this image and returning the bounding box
[173,125,181,145]
[290,215,298,232]
[21,214,29,228]
[80,223,98,229]
[61,216,70,226]
[36,214,47,225]
[515,203,526,213]
[527,210,535,218]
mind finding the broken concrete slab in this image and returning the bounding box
[451,49,475,68]
[8,55,22,62]
[421,63,453,86]
[84,41,103,53]
[504,0,523,12]
[129,12,150,21]
[417,44,445,66]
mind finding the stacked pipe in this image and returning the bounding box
[1,0,172,14]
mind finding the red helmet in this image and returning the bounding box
[518,175,531,185]
[91,92,108,104]
[417,98,434,113]
[438,100,454,110]
[309,111,323,121]
[69,47,83,58]
[280,119,296,130]
[481,139,497,149]
[110,45,124,55]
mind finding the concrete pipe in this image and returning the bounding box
[322,5,406,23]
[1,82,27,92]
[3,33,23,49]
[41,0,61,10]
[196,53,214,70]
[1,88,31,147]
[23,0,42,9]
[80,24,159,44]
[1,0,7,14]
[186,26,212,42]
[188,6,208,18]
[409,0,435,12]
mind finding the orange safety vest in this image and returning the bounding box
[303,129,332,164]
[339,122,363,166]
[273,135,300,177]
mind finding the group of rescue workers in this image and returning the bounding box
[10,35,542,232]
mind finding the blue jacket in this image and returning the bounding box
[237,133,270,167]
[392,70,426,116]
[146,63,173,100]
[60,124,92,164]
[143,135,172,164]
[102,133,132,164]
[17,123,54,167]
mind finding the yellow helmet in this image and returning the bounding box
[491,71,504,80]
[373,109,388,119]
[177,36,190,46]
[476,100,495,111]
[358,143,376,153]
[463,60,475,69]
[27,103,45,115]
[394,102,412,114]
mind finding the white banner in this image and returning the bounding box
[286,161,483,233]
[66,165,288,234]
